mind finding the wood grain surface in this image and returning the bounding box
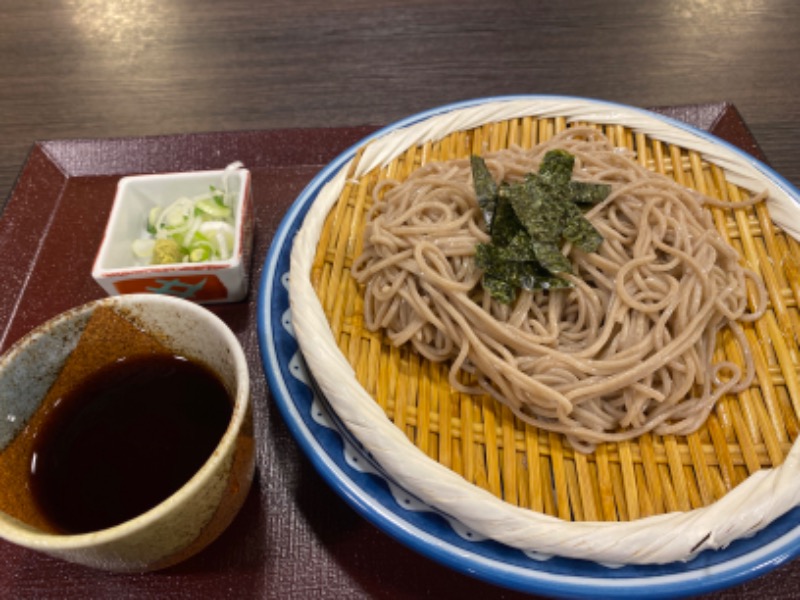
[2,0,800,204]
[1,1,800,599]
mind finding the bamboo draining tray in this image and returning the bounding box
[310,115,800,523]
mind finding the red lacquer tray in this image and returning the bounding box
[0,105,790,600]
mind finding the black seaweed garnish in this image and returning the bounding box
[471,149,610,303]
[470,155,499,229]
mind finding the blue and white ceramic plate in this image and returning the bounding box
[257,96,800,599]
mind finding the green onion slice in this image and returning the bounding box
[131,163,241,265]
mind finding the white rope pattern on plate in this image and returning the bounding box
[289,97,800,565]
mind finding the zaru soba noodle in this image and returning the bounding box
[351,127,767,453]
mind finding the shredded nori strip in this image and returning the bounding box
[490,189,523,247]
[475,244,569,300]
[538,149,575,187]
[531,239,573,274]
[561,201,603,252]
[470,149,610,303]
[470,155,498,228]
[496,230,539,262]
[480,273,518,305]
[506,177,564,244]
[569,181,612,206]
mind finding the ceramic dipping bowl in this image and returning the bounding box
[0,294,254,572]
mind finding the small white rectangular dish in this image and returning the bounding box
[92,164,253,304]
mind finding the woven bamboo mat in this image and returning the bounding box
[310,116,800,522]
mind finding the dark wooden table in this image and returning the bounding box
[1,1,800,598]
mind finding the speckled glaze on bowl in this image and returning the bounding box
[0,294,254,572]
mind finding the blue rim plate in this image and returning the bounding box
[257,95,800,599]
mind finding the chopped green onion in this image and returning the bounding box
[195,198,232,220]
[131,166,241,265]
[189,243,213,262]
[210,185,227,206]
[198,221,235,260]
[146,207,162,234]
[132,238,155,259]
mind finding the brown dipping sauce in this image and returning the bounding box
[28,353,232,534]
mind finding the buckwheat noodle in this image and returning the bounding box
[351,127,767,452]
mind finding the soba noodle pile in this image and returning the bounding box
[351,127,766,452]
